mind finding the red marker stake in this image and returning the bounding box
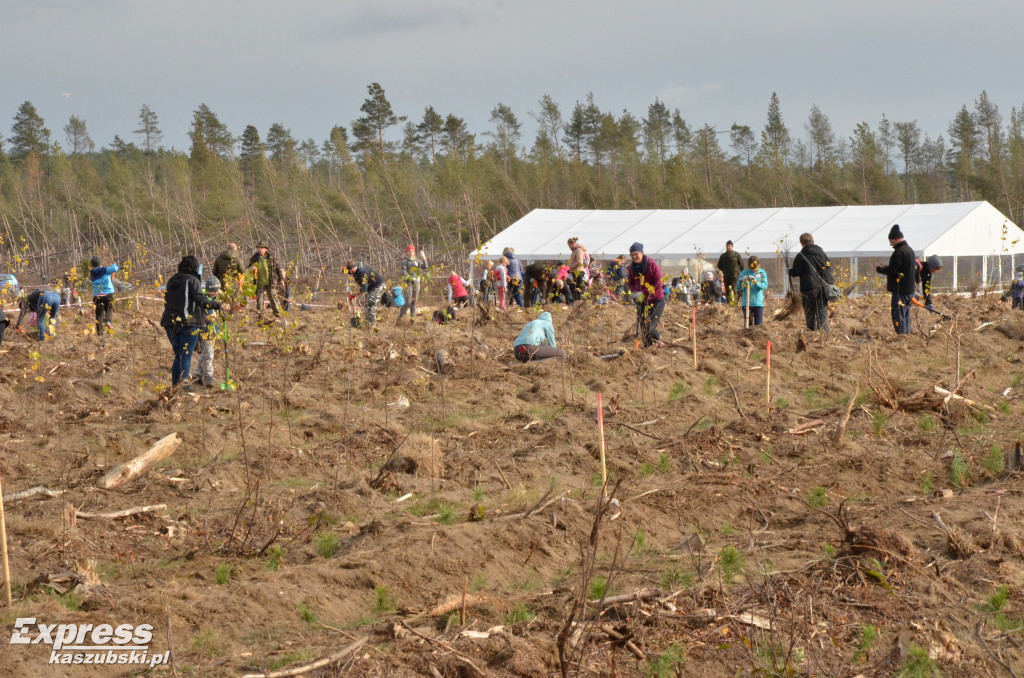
[766,340,772,414]
[597,393,607,496]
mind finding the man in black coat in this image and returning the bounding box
[876,224,916,335]
[787,233,834,332]
[161,255,230,388]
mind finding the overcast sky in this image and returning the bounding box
[3,0,1021,156]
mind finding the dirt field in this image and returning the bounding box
[0,287,1022,677]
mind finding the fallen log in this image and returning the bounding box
[2,487,65,504]
[101,433,182,490]
[933,386,995,412]
[75,504,167,520]
[429,593,499,617]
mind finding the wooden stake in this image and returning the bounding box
[766,340,772,415]
[744,282,750,329]
[0,473,12,606]
[597,393,607,497]
[460,576,468,626]
[692,306,698,369]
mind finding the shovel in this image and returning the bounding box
[910,297,950,319]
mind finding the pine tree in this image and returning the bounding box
[238,125,265,190]
[760,92,791,166]
[642,99,672,164]
[266,123,298,167]
[805,104,835,171]
[63,115,94,155]
[893,120,921,202]
[486,103,521,173]
[948,105,981,199]
[531,94,563,161]
[350,82,406,160]
[416,107,445,164]
[9,101,51,159]
[134,104,163,153]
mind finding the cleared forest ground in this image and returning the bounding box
[0,288,1022,677]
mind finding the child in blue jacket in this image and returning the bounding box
[736,256,769,326]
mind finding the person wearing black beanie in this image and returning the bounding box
[161,255,231,388]
[876,225,915,334]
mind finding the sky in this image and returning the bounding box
[3,0,1022,156]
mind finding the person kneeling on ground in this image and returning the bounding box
[512,311,566,362]
[626,242,666,348]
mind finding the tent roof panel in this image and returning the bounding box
[661,208,781,256]
[733,206,847,255]
[532,210,656,258]
[469,202,1023,262]
[595,209,718,257]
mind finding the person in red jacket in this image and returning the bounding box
[626,242,665,348]
[447,272,471,307]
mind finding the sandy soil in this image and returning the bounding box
[0,287,1022,677]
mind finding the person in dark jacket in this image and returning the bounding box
[524,262,553,306]
[160,256,229,388]
[717,240,743,305]
[606,255,628,301]
[0,308,8,347]
[876,225,916,335]
[919,254,943,309]
[17,287,62,341]
[248,242,284,317]
[787,232,834,332]
[346,260,386,326]
[89,255,119,335]
[212,243,243,289]
[627,242,666,348]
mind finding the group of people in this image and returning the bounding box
[0,224,953,383]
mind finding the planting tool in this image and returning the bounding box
[911,297,950,319]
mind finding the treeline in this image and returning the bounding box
[1,84,1022,281]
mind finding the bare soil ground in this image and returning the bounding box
[0,289,1023,677]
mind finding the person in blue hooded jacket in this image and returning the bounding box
[512,311,566,362]
[736,256,769,326]
[89,256,119,335]
[503,248,525,309]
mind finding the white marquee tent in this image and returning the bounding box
[471,202,1023,293]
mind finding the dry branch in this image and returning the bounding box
[239,636,367,678]
[101,433,182,489]
[832,387,859,446]
[75,504,167,520]
[933,386,994,412]
[2,486,65,504]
